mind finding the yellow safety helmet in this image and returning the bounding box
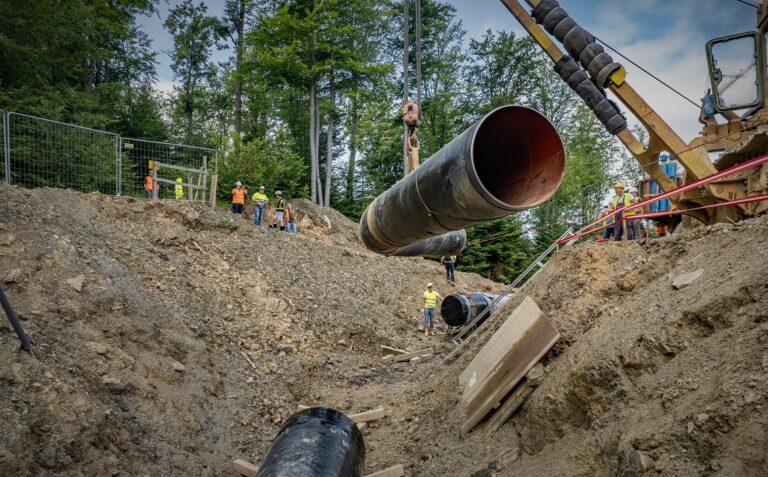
[176,177,183,182]
[614,182,625,189]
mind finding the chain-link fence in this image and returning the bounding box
[6,113,120,194]
[120,138,214,201]
[0,111,217,203]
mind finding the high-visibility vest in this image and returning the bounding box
[252,192,269,206]
[626,196,640,216]
[275,198,286,212]
[175,180,184,199]
[424,290,438,308]
[232,188,246,204]
[144,175,154,192]
[613,193,630,209]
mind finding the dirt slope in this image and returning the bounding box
[1,182,767,476]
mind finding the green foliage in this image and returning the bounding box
[219,129,308,200]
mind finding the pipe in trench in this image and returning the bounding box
[359,105,565,255]
[0,287,32,351]
[255,407,365,477]
[440,293,511,328]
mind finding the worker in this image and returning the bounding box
[597,205,612,242]
[143,173,158,200]
[231,181,247,214]
[629,189,645,239]
[285,203,297,233]
[252,185,269,226]
[440,255,457,284]
[274,191,286,230]
[174,178,184,200]
[421,283,442,337]
[610,182,631,241]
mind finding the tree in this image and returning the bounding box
[165,0,224,144]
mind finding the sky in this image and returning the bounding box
[140,0,757,142]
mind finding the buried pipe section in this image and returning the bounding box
[360,105,565,256]
[440,293,511,328]
[255,407,365,477]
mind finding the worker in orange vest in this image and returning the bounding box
[231,181,248,214]
[144,173,158,199]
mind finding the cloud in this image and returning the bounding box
[153,78,178,95]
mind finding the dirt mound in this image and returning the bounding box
[1,182,766,476]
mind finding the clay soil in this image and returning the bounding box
[1,183,767,476]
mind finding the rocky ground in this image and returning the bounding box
[1,183,766,476]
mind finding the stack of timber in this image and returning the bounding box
[459,296,559,435]
[380,345,433,364]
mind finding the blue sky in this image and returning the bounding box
[140,0,757,141]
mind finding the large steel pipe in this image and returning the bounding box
[360,105,565,254]
[441,293,511,327]
[386,229,466,256]
[256,407,365,477]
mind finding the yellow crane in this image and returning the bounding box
[501,0,768,224]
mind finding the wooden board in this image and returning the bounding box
[460,296,559,434]
[349,406,386,423]
[482,381,534,434]
[380,345,408,355]
[233,459,258,477]
[365,464,405,477]
[460,296,541,387]
[391,349,433,362]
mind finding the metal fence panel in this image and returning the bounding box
[120,138,215,201]
[2,111,9,184]
[7,113,120,194]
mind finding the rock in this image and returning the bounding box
[101,376,126,393]
[0,234,15,246]
[672,269,704,290]
[637,452,654,471]
[66,274,86,292]
[526,363,545,387]
[40,445,56,468]
[86,341,108,355]
[171,360,186,373]
[696,412,709,424]
[277,342,294,353]
[3,268,24,284]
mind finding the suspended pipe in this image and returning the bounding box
[360,105,565,255]
[255,407,365,477]
[441,293,511,327]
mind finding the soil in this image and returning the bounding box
[1,183,766,476]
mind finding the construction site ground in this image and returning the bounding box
[1,183,766,476]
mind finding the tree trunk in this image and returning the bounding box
[234,0,245,138]
[345,93,358,203]
[309,79,317,204]
[324,72,335,207]
[315,85,324,207]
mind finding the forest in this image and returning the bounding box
[0,0,639,282]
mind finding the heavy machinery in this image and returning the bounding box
[501,0,768,225]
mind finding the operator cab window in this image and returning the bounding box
[707,32,761,111]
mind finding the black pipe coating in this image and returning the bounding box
[255,407,365,477]
[0,287,32,351]
[385,229,466,257]
[440,293,510,327]
[360,105,564,255]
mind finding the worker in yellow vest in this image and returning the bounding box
[251,185,269,226]
[231,181,247,214]
[627,188,645,239]
[421,283,443,337]
[610,182,631,241]
[174,178,184,200]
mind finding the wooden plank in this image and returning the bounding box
[380,345,409,355]
[410,353,434,364]
[459,296,541,386]
[349,406,385,423]
[381,354,395,363]
[410,356,422,364]
[462,316,559,434]
[297,404,310,411]
[209,174,218,208]
[233,459,258,477]
[482,381,534,434]
[154,161,206,174]
[365,464,405,477]
[153,177,205,189]
[391,349,433,362]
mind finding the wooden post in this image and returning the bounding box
[210,175,218,208]
[201,155,208,205]
[187,174,193,201]
[151,164,159,200]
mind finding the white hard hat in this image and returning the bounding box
[276,190,282,195]
[259,185,265,190]
[427,282,433,287]
[236,181,242,186]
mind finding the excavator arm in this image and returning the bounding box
[500,0,744,223]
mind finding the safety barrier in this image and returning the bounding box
[557,152,768,244]
[0,111,217,203]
